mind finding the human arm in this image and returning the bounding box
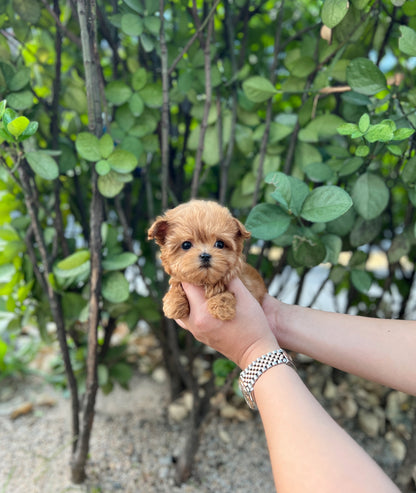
[176,279,400,493]
[263,295,416,396]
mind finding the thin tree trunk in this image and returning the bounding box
[71,0,104,483]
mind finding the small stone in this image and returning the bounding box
[219,429,231,444]
[339,395,358,419]
[358,410,379,437]
[235,408,253,422]
[183,392,193,412]
[389,437,406,461]
[36,394,57,407]
[386,391,408,425]
[220,404,238,420]
[323,380,337,400]
[152,367,167,383]
[168,402,188,422]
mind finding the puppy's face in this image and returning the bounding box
[148,201,250,286]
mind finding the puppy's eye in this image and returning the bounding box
[181,241,192,250]
[214,240,225,249]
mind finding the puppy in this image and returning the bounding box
[148,200,267,321]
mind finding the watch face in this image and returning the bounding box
[239,379,255,409]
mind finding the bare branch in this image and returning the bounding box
[168,0,221,75]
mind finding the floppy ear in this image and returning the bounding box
[148,217,169,246]
[234,218,251,240]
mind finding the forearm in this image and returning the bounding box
[274,301,416,395]
[255,364,400,493]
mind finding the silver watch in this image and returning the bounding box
[239,349,295,410]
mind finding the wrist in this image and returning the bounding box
[239,338,280,371]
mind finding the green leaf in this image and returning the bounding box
[121,13,143,36]
[0,100,6,119]
[107,149,137,174]
[110,362,133,388]
[139,83,163,108]
[213,358,236,378]
[266,172,292,210]
[99,134,114,158]
[337,122,358,136]
[392,127,415,141]
[25,151,59,180]
[96,160,111,176]
[123,0,143,14]
[350,216,382,247]
[242,76,278,103]
[355,145,369,157]
[144,16,161,35]
[299,114,345,142]
[128,92,144,117]
[401,156,416,185]
[387,235,410,263]
[322,234,342,264]
[140,33,154,52]
[75,132,101,161]
[292,235,326,268]
[55,250,91,278]
[246,204,291,241]
[132,68,147,91]
[6,91,33,111]
[301,186,352,223]
[10,67,31,91]
[304,162,335,183]
[358,113,370,133]
[398,26,416,56]
[102,252,138,271]
[102,272,130,303]
[351,269,372,293]
[0,264,15,283]
[338,157,364,177]
[98,364,109,387]
[351,172,389,219]
[346,58,386,96]
[98,171,125,198]
[20,121,38,140]
[12,0,41,23]
[0,338,7,372]
[7,116,29,138]
[365,122,395,143]
[106,81,133,106]
[322,0,349,28]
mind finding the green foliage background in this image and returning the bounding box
[0,0,416,482]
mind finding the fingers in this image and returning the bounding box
[175,283,206,328]
[181,282,206,305]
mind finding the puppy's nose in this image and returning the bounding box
[199,252,211,264]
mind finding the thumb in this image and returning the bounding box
[175,283,206,328]
[181,282,206,306]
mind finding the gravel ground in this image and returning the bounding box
[0,362,414,493]
[0,374,274,493]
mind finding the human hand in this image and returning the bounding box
[175,278,280,369]
[262,294,293,351]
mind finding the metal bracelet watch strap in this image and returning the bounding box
[239,349,296,410]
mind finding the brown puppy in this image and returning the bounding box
[148,200,267,321]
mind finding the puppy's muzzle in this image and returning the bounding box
[199,252,211,267]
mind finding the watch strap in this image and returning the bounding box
[239,349,295,410]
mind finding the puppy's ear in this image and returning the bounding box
[234,218,251,240]
[148,218,169,246]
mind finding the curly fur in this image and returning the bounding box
[148,200,267,321]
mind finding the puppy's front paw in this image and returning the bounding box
[163,290,190,319]
[207,291,236,321]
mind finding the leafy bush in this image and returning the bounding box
[1,0,416,487]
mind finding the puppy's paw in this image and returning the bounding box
[207,291,236,321]
[163,290,190,320]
